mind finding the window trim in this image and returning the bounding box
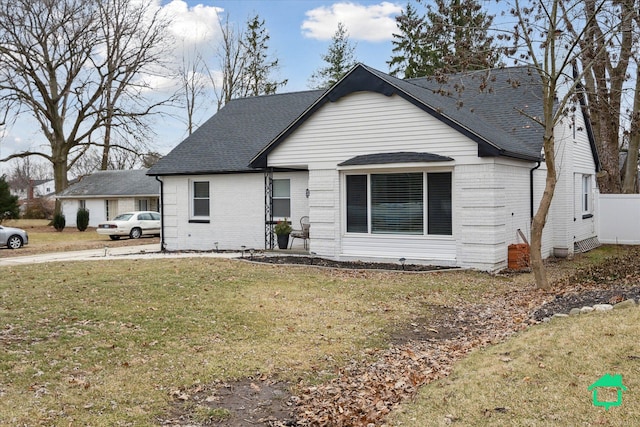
[343,168,453,237]
[582,174,592,214]
[272,178,291,219]
[190,180,211,222]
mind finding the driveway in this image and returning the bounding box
[0,244,241,267]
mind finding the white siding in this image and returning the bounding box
[60,198,144,227]
[269,92,478,169]
[269,91,524,270]
[160,172,308,251]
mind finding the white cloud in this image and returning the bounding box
[301,1,402,42]
[160,0,223,46]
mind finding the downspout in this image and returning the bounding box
[154,175,166,252]
[530,161,541,219]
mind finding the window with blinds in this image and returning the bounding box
[371,173,423,234]
[346,172,452,236]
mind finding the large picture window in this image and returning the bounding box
[192,181,210,217]
[272,179,291,218]
[346,172,452,236]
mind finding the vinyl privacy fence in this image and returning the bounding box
[598,194,640,245]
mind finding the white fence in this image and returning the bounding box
[598,194,640,244]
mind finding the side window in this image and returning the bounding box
[192,181,210,218]
[582,175,591,213]
[272,179,291,218]
[150,212,160,221]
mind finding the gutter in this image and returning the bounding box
[154,175,166,252]
[530,161,541,219]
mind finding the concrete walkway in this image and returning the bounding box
[0,244,243,267]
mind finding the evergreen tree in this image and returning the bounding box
[240,15,287,97]
[388,2,436,78]
[387,1,497,79]
[0,175,20,222]
[309,23,357,89]
[422,0,498,74]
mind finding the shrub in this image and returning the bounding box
[274,218,292,236]
[76,208,90,232]
[53,212,66,231]
[22,198,54,219]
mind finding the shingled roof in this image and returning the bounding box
[57,169,159,198]
[148,64,553,177]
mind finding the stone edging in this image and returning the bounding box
[543,299,637,322]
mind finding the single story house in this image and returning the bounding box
[147,64,600,271]
[57,169,159,227]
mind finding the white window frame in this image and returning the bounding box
[582,174,592,214]
[272,179,291,219]
[343,168,453,237]
[191,180,210,221]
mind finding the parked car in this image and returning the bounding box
[96,211,161,240]
[0,225,28,249]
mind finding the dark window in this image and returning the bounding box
[427,172,452,235]
[193,181,210,217]
[346,175,368,232]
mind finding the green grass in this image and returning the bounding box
[389,307,640,426]
[0,257,506,426]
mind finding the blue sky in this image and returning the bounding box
[0,1,515,172]
[182,0,403,91]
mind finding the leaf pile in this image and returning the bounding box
[294,293,543,426]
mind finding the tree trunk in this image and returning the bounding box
[622,69,640,194]
[52,154,69,217]
[531,133,557,290]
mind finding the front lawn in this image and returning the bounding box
[0,256,507,425]
[1,246,638,426]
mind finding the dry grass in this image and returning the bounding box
[389,306,640,426]
[0,257,509,426]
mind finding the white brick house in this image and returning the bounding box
[147,64,599,271]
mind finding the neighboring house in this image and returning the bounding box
[147,64,600,271]
[10,178,55,200]
[57,169,159,227]
[9,178,56,216]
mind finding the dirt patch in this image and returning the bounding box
[161,378,296,426]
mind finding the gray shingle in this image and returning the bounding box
[339,152,454,166]
[57,169,159,197]
[148,90,323,176]
[149,65,553,177]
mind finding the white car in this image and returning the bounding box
[0,225,28,249]
[96,211,161,240]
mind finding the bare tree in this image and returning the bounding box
[565,0,635,194]
[179,49,209,135]
[94,0,173,170]
[622,9,640,193]
[507,0,612,289]
[0,0,172,214]
[209,15,246,112]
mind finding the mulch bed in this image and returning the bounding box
[162,249,640,427]
[248,255,456,272]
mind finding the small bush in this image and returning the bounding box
[53,212,66,231]
[76,208,90,232]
